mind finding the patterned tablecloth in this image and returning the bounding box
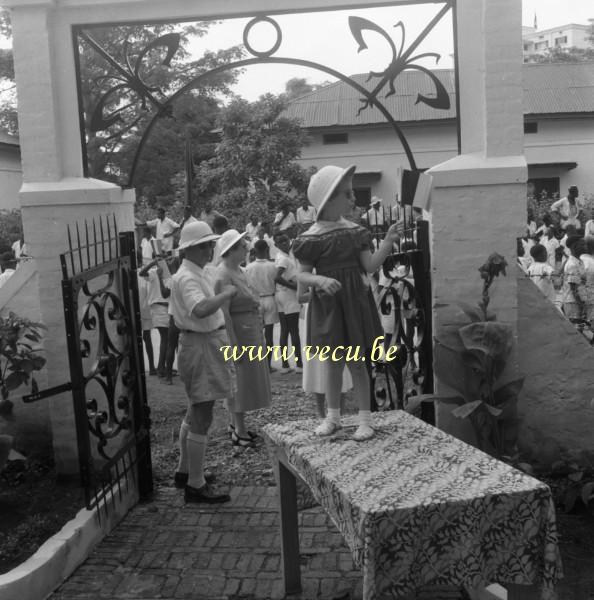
[263,411,563,600]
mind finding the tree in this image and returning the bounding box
[76,23,244,193]
[0,10,17,135]
[524,45,594,63]
[196,94,313,228]
[283,77,331,100]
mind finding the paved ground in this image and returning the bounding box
[50,485,365,600]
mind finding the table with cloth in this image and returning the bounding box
[263,411,562,600]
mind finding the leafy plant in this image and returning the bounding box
[434,253,524,459]
[548,460,594,514]
[0,311,46,418]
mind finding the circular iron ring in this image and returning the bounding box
[243,17,282,58]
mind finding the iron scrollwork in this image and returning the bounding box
[73,2,456,183]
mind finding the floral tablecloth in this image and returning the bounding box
[263,411,563,600]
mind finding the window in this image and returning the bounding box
[528,177,560,199]
[322,133,348,145]
[524,121,538,134]
[554,36,567,46]
[353,187,371,208]
[535,41,549,50]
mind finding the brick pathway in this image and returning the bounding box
[50,485,364,600]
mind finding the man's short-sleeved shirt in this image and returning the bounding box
[296,206,317,224]
[274,250,298,293]
[146,216,179,252]
[246,259,277,296]
[170,259,224,332]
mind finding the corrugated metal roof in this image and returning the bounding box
[286,62,594,127]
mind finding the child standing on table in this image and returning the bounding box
[293,164,400,441]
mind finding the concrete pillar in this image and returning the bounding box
[429,0,527,421]
[9,2,135,474]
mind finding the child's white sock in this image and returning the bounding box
[353,410,374,442]
[327,408,341,425]
[186,432,207,489]
[177,421,190,473]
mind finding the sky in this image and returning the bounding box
[0,1,591,101]
[185,1,593,101]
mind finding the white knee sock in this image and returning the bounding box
[187,432,207,489]
[327,408,341,425]
[177,421,190,473]
[358,410,371,427]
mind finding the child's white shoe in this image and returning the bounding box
[315,419,341,436]
[353,424,374,442]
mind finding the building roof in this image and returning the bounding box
[284,62,594,128]
[0,131,19,148]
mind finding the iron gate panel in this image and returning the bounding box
[60,216,152,514]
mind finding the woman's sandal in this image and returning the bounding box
[227,424,258,440]
[231,430,256,448]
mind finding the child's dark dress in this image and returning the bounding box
[292,218,382,350]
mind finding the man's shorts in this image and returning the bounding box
[275,290,301,315]
[259,296,279,325]
[177,329,234,404]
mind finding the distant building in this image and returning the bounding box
[0,132,21,210]
[523,22,592,59]
[285,62,594,205]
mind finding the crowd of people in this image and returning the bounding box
[519,185,594,331]
[136,167,404,504]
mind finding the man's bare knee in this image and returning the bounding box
[188,402,214,435]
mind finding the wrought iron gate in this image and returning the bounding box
[368,215,434,422]
[27,216,153,515]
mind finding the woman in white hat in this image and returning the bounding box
[292,165,400,441]
[214,229,272,447]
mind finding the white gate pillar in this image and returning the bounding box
[8,1,135,475]
[429,0,526,409]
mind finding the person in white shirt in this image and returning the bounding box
[296,200,317,225]
[139,227,154,265]
[274,233,303,373]
[248,225,278,260]
[139,258,171,377]
[364,197,386,229]
[11,237,27,262]
[273,203,297,235]
[169,221,237,504]
[245,240,279,370]
[245,215,261,240]
[527,244,555,304]
[551,186,584,231]
[145,208,179,254]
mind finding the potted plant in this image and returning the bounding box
[0,311,46,471]
[431,253,524,460]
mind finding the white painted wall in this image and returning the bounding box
[0,147,22,210]
[299,115,593,203]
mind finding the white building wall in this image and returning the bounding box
[524,117,594,195]
[0,148,22,210]
[299,116,593,202]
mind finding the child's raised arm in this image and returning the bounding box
[359,224,400,274]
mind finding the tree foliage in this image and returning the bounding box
[0,10,16,135]
[77,22,244,193]
[196,94,313,229]
[525,45,594,63]
[283,77,331,100]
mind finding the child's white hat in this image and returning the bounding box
[307,164,356,220]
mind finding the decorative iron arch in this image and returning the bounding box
[73,5,457,187]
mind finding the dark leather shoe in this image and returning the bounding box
[174,470,215,488]
[184,484,230,504]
